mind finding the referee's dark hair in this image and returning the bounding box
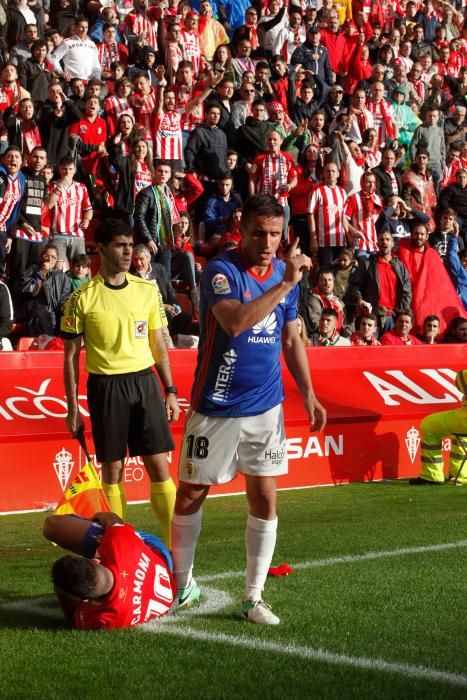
[95,218,133,247]
[241,195,284,227]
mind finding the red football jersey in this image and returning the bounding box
[69,116,107,175]
[73,524,177,630]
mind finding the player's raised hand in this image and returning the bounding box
[284,238,311,285]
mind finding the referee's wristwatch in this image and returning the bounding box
[164,385,178,395]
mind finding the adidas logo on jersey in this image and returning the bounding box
[249,313,278,344]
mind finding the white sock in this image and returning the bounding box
[244,514,278,603]
[171,510,202,590]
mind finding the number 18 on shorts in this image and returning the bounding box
[178,405,288,485]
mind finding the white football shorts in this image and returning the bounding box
[178,404,288,485]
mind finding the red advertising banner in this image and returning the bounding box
[0,346,464,514]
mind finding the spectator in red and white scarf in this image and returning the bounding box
[350,312,381,344]
[4,98,41,166]
[409,62,426,102]
[349,88,374,141]
[309,308,351,346]
[367,81,398,148]
[98,25,129,81]
[273,7,306,64]
[305,267,348,335]
[232,8,260,54]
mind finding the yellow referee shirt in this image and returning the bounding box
[61,273,164,375]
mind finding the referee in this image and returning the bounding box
[61,219,180,547]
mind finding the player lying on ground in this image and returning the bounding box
[43,512,177,630]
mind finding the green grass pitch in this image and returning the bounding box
[1,482,467,700]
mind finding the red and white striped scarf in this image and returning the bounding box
[319,329,341,346]
[98,41,120,76]
[246,23,259,50]
[368,99,396,141]
[263,152,288,198]
[350,107,373,135]
[22,121,41,163]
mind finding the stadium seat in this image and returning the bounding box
[11,322,25,336]
[176,293,193,314]
[172,279,190,292]
[16,337,38,351]
[195,256,207,269]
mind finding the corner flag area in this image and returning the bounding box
[1,483,466,699]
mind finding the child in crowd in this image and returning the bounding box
[332,248,356,298]
[66,254,92,291]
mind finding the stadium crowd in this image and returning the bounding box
[0,0,465,349]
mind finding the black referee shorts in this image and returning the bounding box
[87,369,175,463]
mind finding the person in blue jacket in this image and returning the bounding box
[446,228,467,310]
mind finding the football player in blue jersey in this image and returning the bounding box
[171,195,327,625]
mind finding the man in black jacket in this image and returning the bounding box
[19,39,55,104]
[184,103,228,180]
[207,79,236,147]
[38,82,82,165]
[10,146,49,284]
[372,148,402,201]
[134,161,179,277]
[235,100,274,165]
[15,243,72,336]
[345,229,412,336]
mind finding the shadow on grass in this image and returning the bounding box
[0,593,69,630]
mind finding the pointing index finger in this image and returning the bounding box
[289,237,300,256]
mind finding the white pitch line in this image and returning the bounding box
[0,595,63,619]
[198,539,467,583]
[149,624,467,689]
[4,586,467,688]
[146,586,234,625]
